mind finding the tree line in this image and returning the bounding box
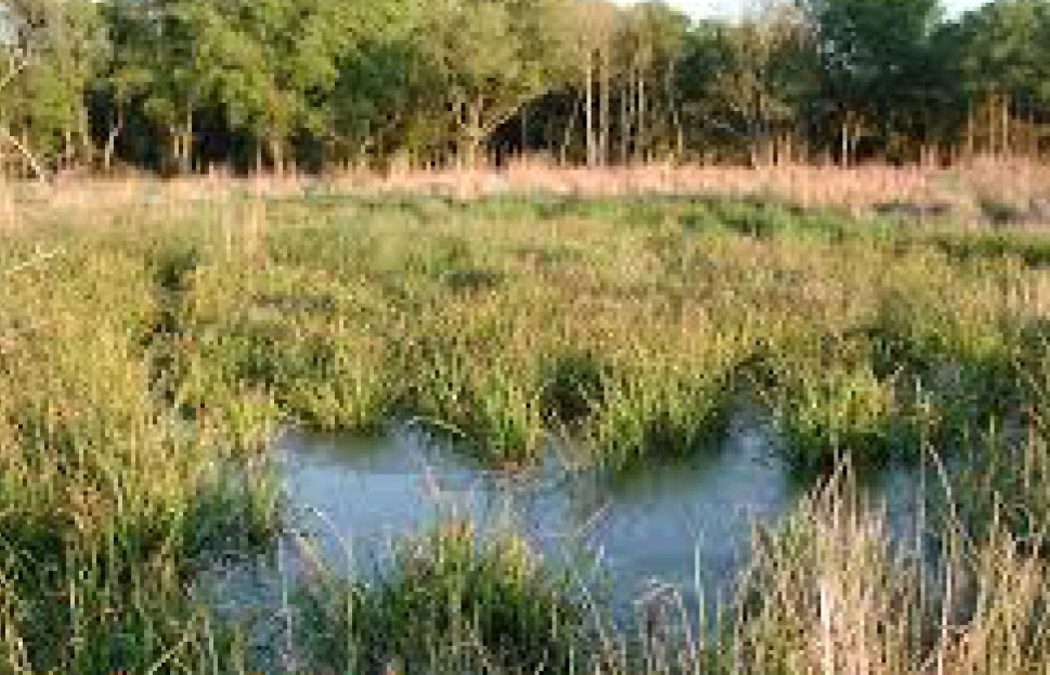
[1,0,1049,177]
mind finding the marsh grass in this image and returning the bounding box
[294,521,588,674]
[726,466,1050,675]
[7,188,1050,671]
[0,226,280,670]
[283,455,1050,675]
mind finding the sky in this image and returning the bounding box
[615,0,993,20]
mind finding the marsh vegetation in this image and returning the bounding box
[4,188,1050,673]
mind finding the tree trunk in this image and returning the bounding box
[62,129,73,173]
[3,132,49,184]
[270,136,284,177]
[599,46,610,167]
[991,95,999,158]
[965,103,974,161]
[666,60,683,162]
[585,49,596,168]
[78,109,93,170]
[520,104,528,156]
[103,106,124,173]
[171,130,180,173]
[1002,93,1010,158]
[464,137,480,170]
[560,96,581,165]
[621,74,631,165]
[180,108,194,175]
[464,96,484,169]
[1029,103,1037,158]
[751,91,764,168]
[636,64,646,164]
[841,117,850,169]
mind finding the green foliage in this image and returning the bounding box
[0,230,279,670]
[9,195,1050,670]
[5,0,1050,173]
[0,0,104,169]
[297,521,588,673]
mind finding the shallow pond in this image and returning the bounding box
[200,407,924,661]
[279,408,802,607]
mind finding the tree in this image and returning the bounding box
[802,0,941,165]
[956,0,1050,158]
[330,0,447,169]
[419,0,570,168]
[550,0,620,166]
[0,0,103,178]
[691,4,817,165]
[0,0,1047,175]
[611,2,691,163]
[92,0,155,172]
[225,0,358,173]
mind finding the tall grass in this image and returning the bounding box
[0,224,279,670]
[10,156,1050,225]
[726,465,1050,675]
[5,186,1050,671]
[294,521,588,674]
[283,451,1050,674]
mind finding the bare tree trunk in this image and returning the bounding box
[62,132,70,173]
[636,64,646,163]
[464,137,479,170]
[621,74,631,165]
[1029,103,1037,158]
[585,49,596,168]
[965,102,975,161]
[464,95,485,169]
[599,47,610,167]
[181,108,194,175]
[520,104,528,157]
[103,106,124,173]
[270,136,284,177]
[560,96,581,165]
[989,94,998,158]
[751,91,765,168]
[78,109,92,170]
[841,117,850,169]
[1002,93,1010,157]
[2,133,49,184]
[170,130,180,173]
[666,60,683,162]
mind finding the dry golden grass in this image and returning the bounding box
[2,156,1049,230]
[6,167,1050,672]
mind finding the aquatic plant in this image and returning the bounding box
[6,191,1050,671]
[295,521,588,674]
[728,470,1050,675]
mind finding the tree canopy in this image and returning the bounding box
[1,0,1048,176]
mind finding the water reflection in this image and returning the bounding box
[279,408,803,606]
[197,406,933,673]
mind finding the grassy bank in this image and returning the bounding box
[4,190,1050,671]
[285,459,1050,674]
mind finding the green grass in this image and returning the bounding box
[295,521,588,673]
[6,193,1050,671]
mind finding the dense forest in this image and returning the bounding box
[1,0,1049,177]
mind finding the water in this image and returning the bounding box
[197,408,929,670]
[276,408,803,608]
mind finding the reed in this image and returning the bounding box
[5,183,1050,671]
[294,521,587,674]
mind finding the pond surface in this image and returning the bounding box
[199,407,925,658]
[277,409,803,608]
